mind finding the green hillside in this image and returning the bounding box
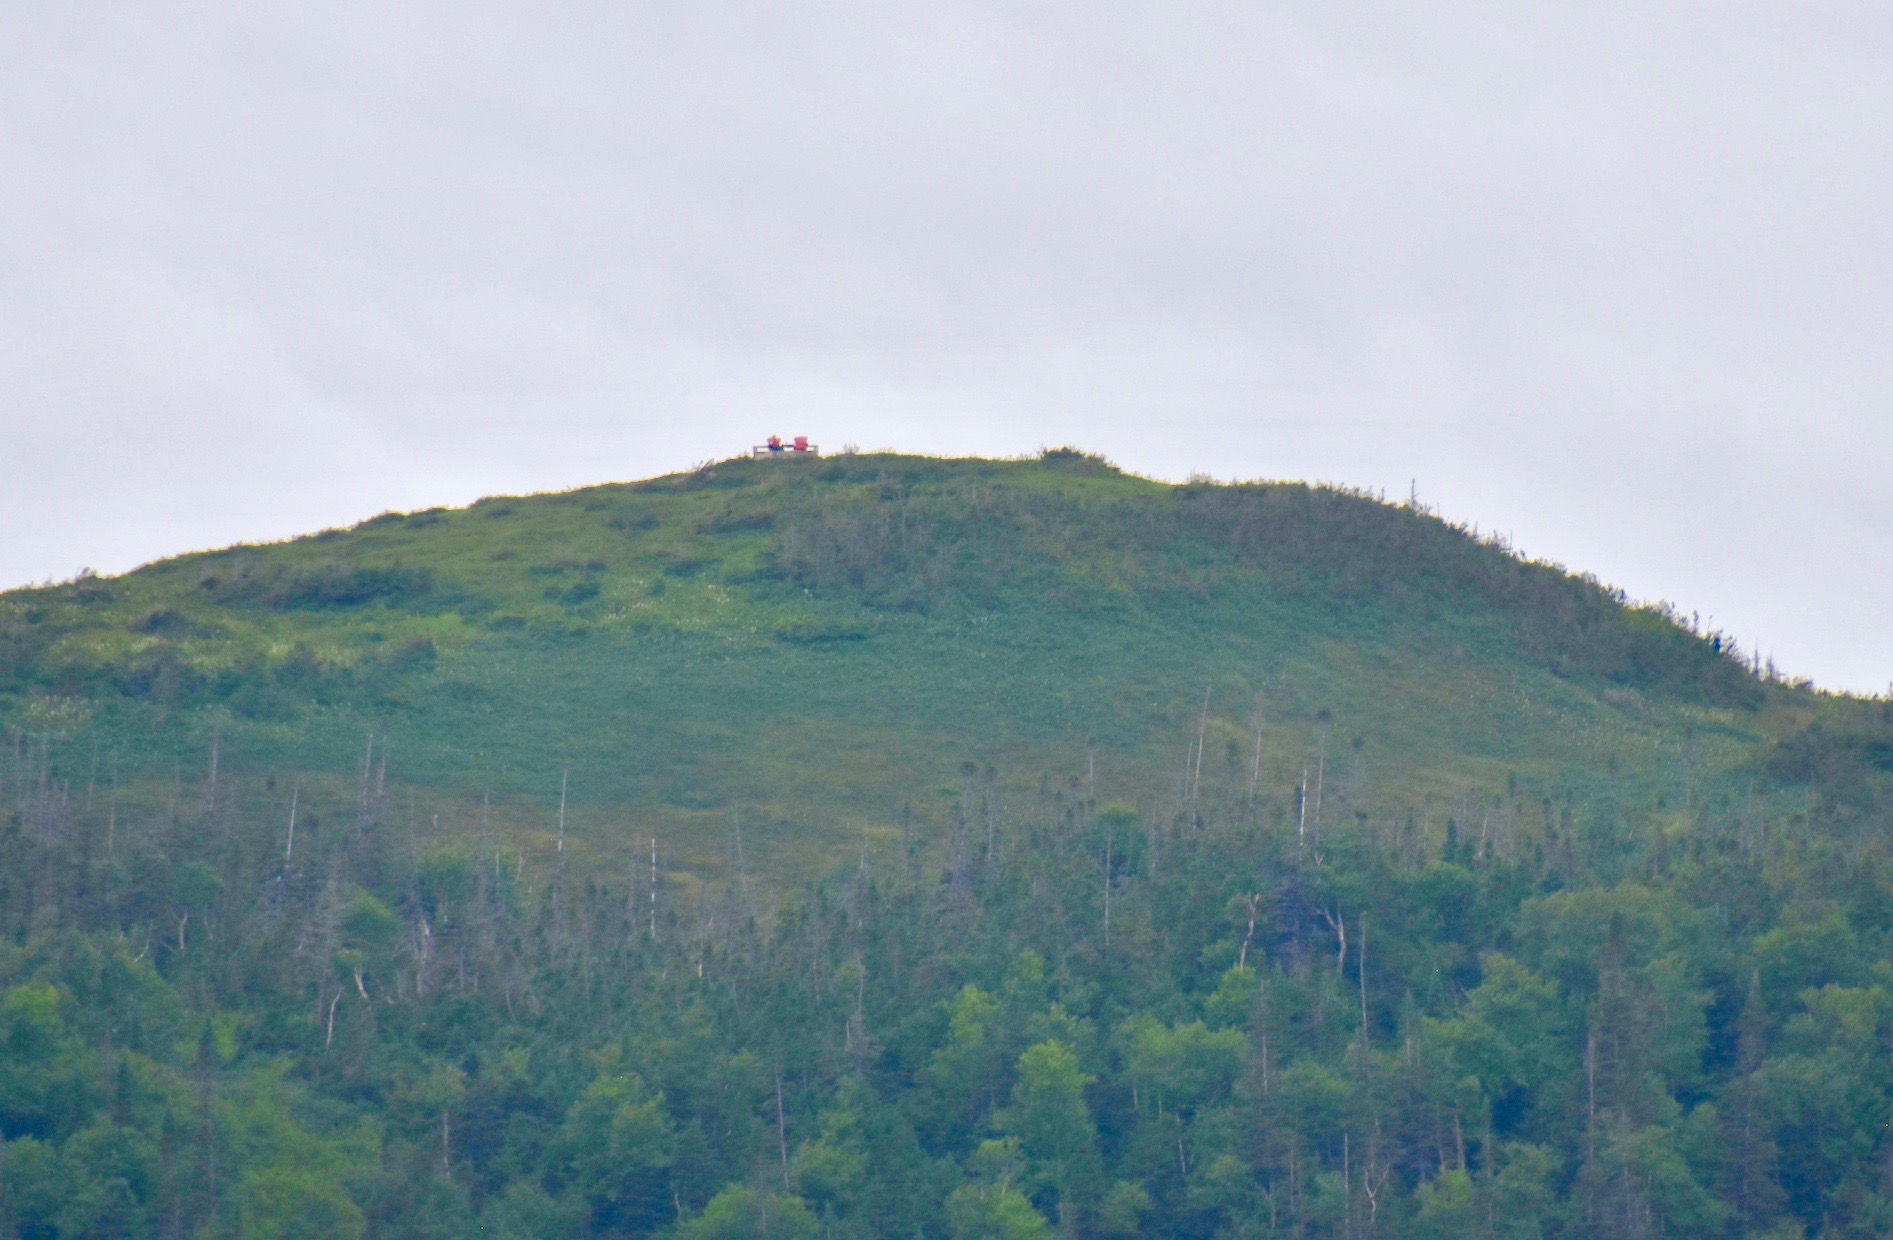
[0,450,1794,879]
[2,450,1890,1239]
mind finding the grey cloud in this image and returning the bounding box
[1,0,1889,688]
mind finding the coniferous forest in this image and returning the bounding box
[2,451,1891,1238]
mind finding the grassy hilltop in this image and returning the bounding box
[4,449,1893,1239]
[0,449,1818,883]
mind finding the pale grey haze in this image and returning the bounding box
[2,2,1888,690]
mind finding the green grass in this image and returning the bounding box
[0,450,1853,887]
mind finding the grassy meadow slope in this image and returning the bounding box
[0,449,1853,888]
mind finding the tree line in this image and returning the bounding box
[1,709,1890,1239]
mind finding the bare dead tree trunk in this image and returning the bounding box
[1238,894,1259,970]
[1248,699,1265,813]
[557,769,568,855]
[1190,683,1211,811]
[775,1071,791,1190]
[1297,768,1309,861]
[1358,913,1369,1041]
[1343,1131,1352,1239]
[1318,906,1346,976]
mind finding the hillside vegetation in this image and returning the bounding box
[1,450,1890,1238]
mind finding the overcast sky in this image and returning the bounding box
[2,0,1888,692]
